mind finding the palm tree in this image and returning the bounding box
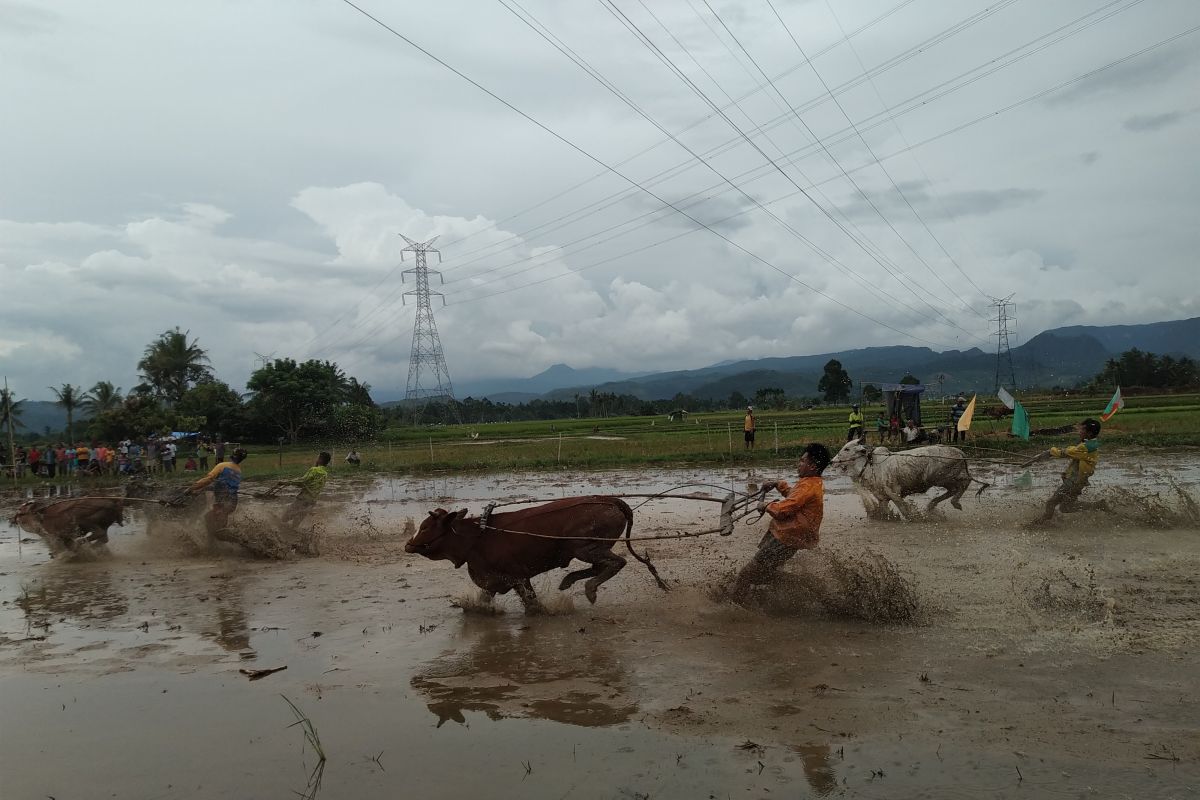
[137,328,212,404]
[1,388,24,444]
[83,381,124,415]
[49,383,82,443]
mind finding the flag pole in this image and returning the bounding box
[4,377,16,490]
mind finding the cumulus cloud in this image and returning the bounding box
[1,2,1197,401]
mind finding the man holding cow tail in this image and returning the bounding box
[186,447,248,545]
[730,442,832,601]
[275,452,331,526]
[1031,417,1107,524]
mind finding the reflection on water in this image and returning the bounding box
[790,743,838,797]
[412,617,637,728]
[16,566,129,628]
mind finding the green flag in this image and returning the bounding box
[1011,399,1030,441]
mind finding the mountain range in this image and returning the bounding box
[12,318,1197,431]
[455,316,1200,403]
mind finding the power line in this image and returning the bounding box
[598,0,988,342]
[318,0,1096,346]
[758,0,987,315]
[490,0,983,340]
[443,21,1200,316]
[322,1,1195,358]
[338,0,965,348]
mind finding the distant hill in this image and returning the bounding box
[454,363,645,400]
[6,400,76,438]
[1047,317,1200,359]
[528,316,1199,402]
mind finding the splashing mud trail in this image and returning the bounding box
[2,457,1199,798]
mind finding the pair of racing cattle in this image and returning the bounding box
[12,440,982,611]
[406,440,985,611]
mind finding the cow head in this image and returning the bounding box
[829,438,871,477]
[405,508,473,567]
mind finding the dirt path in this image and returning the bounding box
[1,459,1198,798]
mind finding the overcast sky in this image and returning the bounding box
[3,0,1198,401]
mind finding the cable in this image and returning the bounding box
[444,21,1200,314]
[757,0,988,315]
[485,0,978,337]
[337,0,965,348]
[598,0,988,342]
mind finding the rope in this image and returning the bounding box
[475,523,735,543]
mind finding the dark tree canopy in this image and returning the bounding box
[1093,349,1198,389]
[817,359,853,403]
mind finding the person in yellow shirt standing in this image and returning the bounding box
[730,443,831,600]
[847,404,864,441]
[743,406,756,450]
[1032,418,1106,524]
[275,451,331,526]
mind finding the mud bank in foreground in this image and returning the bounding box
[2,460,1198,798]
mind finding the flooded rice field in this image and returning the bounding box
[2,455,1198,798]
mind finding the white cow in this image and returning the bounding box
[830,439,988,521]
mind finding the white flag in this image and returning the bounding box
[997,386,1015,410]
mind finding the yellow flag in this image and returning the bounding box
[957,394,977,432]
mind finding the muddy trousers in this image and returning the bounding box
[1040,477,1106,519]
[732,533,801,596]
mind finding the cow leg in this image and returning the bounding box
[927,483,961,513]
[558,566,600,592]
[513,580,545,615]
[580,548,626,605]
[883,486,920,521]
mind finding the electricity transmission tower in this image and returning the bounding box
[400,234,460,422]
[990,294,1017,393]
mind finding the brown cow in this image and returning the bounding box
[405,496,668,613]
[13,497,125,553]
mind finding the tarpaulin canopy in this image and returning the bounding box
[881,384,925,424]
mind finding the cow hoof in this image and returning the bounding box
[585,586,598,604]
[951,501,963,510]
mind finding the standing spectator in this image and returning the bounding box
[198,441,210,471]
[55,443,68,478]
[75,442,89,473]
[875,412,888,444]
[28,445,41,478]
[847,404,864,442]
[166,440,178,473]
[215,440,226,463]
[129,440,143,472]
[888,413,900,442]
[146,440,159,474]
[15,446,27,479]
[743,406,756,451]
[949,397,968,443]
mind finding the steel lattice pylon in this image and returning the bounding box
[400,234,459,421]
[990,294,1018,393]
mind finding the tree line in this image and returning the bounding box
[2,328,382,446]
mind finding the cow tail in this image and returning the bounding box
[621,500,670,592]
[965,463,990,497]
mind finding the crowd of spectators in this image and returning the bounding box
[2,438,229,479]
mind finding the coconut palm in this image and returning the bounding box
[49,383,83,443]
[83,381,124,415]
[137,328,212,404]
[1,387,24,436]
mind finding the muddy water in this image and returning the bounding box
[2,458,1199,798]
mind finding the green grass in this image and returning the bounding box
[5,392,1198,488]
